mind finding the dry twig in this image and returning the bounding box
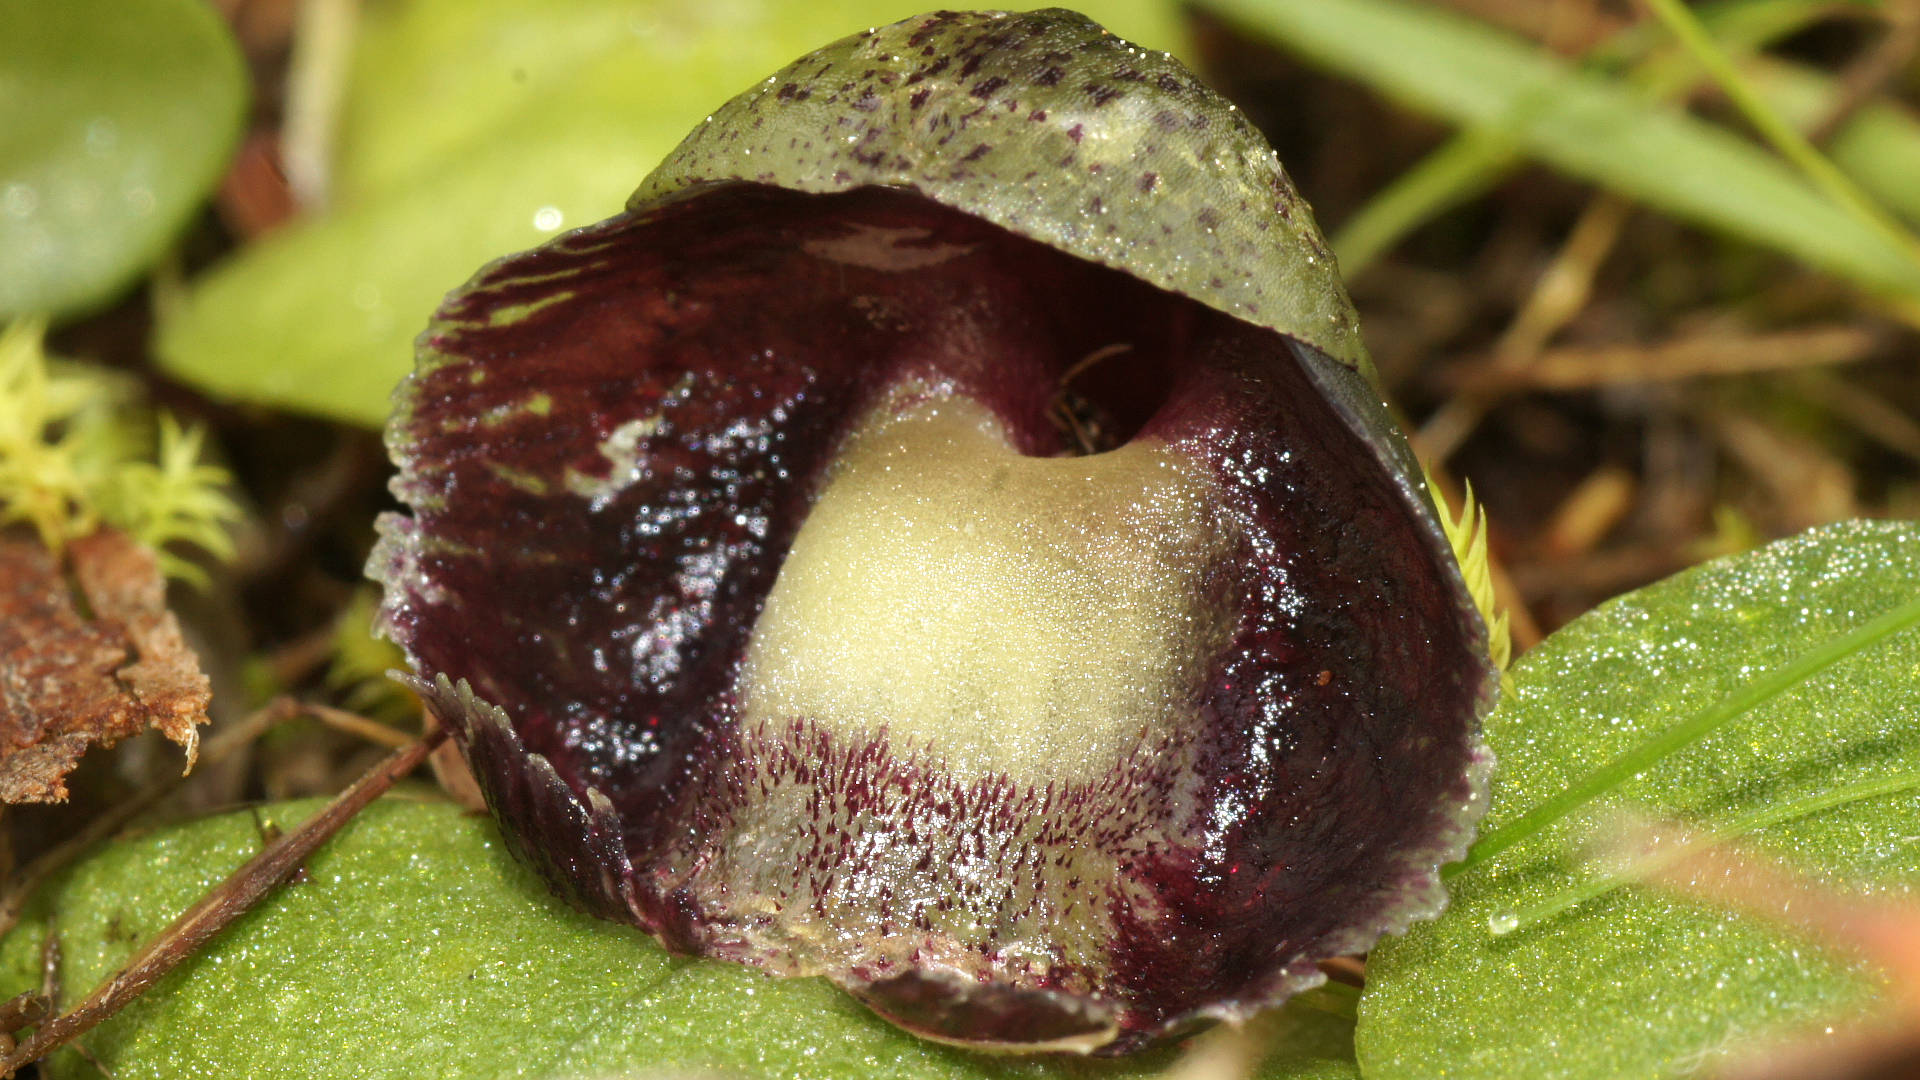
[0,698,296,943]
[1447,326,1885,393]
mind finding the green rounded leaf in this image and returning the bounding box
[0,0,246,320]
[1356,520,1920,1080]
[3,794,1356,1079]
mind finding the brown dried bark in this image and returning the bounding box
[0,530,210,803]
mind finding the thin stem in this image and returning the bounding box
[1806,2,1920,146]
[1417,193,1634,464]
[302,702,415,749]
[1453,590,1920,876]
[281,0,359,209]
[0,728,445,1077]
[1638,0,1920,269]
[0,699,298,942]
[1498,767,1920,934]
[1331,129,1517,276]
[1317,955,1367,987]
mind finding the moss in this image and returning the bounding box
[0,318,240,585]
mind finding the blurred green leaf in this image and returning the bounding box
[2,793,1356,1079]
[1355,520,1920,1080]
[156,0,1185,427]
[1826,107,1920,230]
[1201,0,1920,302]
[0,0,247,320]
[1752,59,1920,227]
[159,109,663,425]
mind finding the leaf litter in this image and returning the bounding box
[0,530,210,804]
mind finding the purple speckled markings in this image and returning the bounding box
[372,9,1494,1058]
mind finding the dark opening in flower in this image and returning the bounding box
[372,10,1494,1056]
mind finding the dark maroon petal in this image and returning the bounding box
[856,972,1123,1054]
[373,181,1493,1052]
[407,673,643,931]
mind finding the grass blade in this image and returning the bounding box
[1200,0,1920,303]
[1638,0,1920,264]
[1752,58,1920,226]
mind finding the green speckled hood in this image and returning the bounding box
[633,8,1372,380]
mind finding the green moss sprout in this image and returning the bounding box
[0,317,241,585]
[1428,469,1513,677]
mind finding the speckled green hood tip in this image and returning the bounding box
[632,7,1371,378]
